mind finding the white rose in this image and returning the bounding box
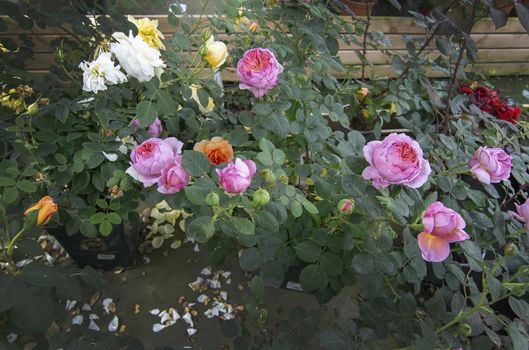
[110,31,166,82]
[78,52,127,94]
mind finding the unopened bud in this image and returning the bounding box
[248,21,259,33]
[253,189,270,207]
[27,101,39,115]
[504,243,519,256]
[278,174,289,184]
[457,323,472,337]
[338,199,355,215]
[205,192,220,206]
[55,48,64,63]
[198,44,208,57]
[201,29,212,43]
[263,169,276,183]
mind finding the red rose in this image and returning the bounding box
[497,105,521,124]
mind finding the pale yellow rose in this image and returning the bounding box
[190,84,215,114]
[128,16,165,50]
[204,35,228,69]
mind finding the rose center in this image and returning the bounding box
[138,142,155,157]
[396,142,417,163]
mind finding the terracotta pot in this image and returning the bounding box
[340,0,376,16]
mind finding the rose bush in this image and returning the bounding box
[2,0,529,349]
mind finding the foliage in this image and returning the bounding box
[1,0,529,349]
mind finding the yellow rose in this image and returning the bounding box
[1,89,25,114]
[128,16,165,50]
[204,35,228,69]
[356,87,369,99]
[190,84,215,114]
[27,101,39,115]
[24,196,58,226]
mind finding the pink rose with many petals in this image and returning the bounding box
[126,137,183,187]
[362,133,431,189]
[469,146,512,184]
[508,198,529,230]
[148,117,163,138]
[236,48,283,98]
[417,202,470,263]
[157,155,190,194]
[216,158,256,194]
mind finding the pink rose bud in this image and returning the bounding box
[508,198,529,230]
[148,117,163,138]
[338,199,355,214]
[417,202,470,263]
[362,133,431,189]
[157,155,190,194]
[469,146,512,184]
[216,158,256,194]
[126,137,183,187]
[131,119,141,130]
[236,48,283,98]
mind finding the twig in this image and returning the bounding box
[360,1,371,82]
[442,40,465,134]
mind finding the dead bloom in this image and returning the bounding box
[24,195,58,225]
[193,137,234,166]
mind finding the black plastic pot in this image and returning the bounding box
[47,219,140,270]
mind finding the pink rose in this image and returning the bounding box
[417,202,470,262]
[361,133,431,189]
[126,137,183,187]
[236,48,283,98]
[469,146,512,184]
[157,155,190,194]
[216,158,256,194]
[148,117,163,138]
[508,198,529,230]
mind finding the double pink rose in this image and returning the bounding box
[417,202,470,263]
[157,156,190,194]
[469,146,512,184]
[216,158,256,194]
[131,117,164,138]
[362,133,431,189]
[126,137,183,187]
[236,48,283,98]
[509,198,529,231]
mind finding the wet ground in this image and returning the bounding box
[96,243,361,349]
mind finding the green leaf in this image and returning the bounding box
[182,150,211,177]
[185,185,209,205]
[351,253,374,274]
[0,176,16,187]
[106,212,122,225]
[89,212,106,225]
[96,199,108,209]
[100,220,113,236]
[229,217,255,235]
[54,153,67,164]
[291,201,303,218]
[260,261,284,287]
[21,263,62,288]
[301,200,319,215]
[342,174,367,198]
[137,99,157,126]
[272,149,286,165]
[0,275,23,312]
[187,216,215,243]
[3,187,19,204]
[239,247,262,271]
[509,297,529,325]
[256,152,273,167]
[157,90,177,116]
[320,252,343,277]
[294,241,322,263]
[249,275,265,303]
[79,220,98,238]
[16,180,37,193]
[299,264,328,292]
[11,288,56,333]
[259,138,275,153]
[86,152,105,169]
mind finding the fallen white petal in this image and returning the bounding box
[89,314,100,320]
[102,298,113,307]
[72,314,84,325]
[143,256,151,264]
[221,271,232,279]
[193,244,200,252]
[182,312,194,327]
[149,308,160,315]
[16,259,33,267]
[197,294,209,303]
[153,323,166,333]
[200,267,212,276]
[220,291,228,301]
[102,152,118,162]
[187,328,197,336]
[108,315,119,332]
[6,333,17,343]
[88,320,100,331]
[208,279,221,289]
[82,303,92,311]
[65,300,77,311]
[171,308,181,321]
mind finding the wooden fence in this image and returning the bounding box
[2,15,529,79]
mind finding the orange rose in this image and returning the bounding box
[193,137,234,165]
[24,195,58,225]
